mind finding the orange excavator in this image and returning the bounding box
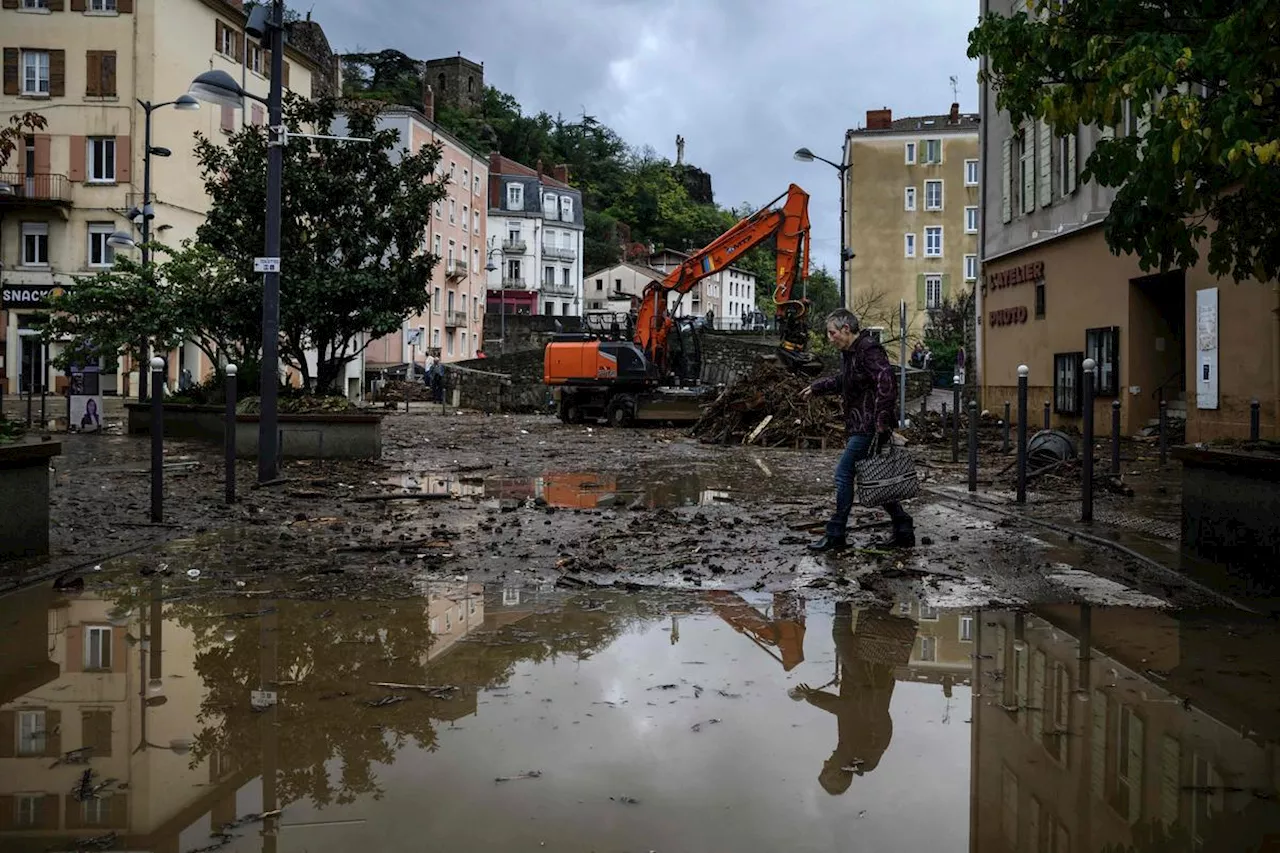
[544,184,821,426]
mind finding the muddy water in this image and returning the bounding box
[2,582,1279,852]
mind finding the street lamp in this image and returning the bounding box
[485,243,502,353]
[794,146,853,307]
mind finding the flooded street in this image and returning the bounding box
[3,573,1279,852]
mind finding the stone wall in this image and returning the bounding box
[484,314,583,354]
[445,350,552,413]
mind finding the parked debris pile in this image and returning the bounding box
[236,394,359,414]
[371,381,434,403]
[1001,455,1134,497]
[690,360,845,446]
[901,408,1005,446]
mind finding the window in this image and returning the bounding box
[559,196,574,221]
[543,265,554,285]
[925,274,943,309]
[1019,124,1035,214]
[432,286,441,313]
[1085,326,1120,397]
[1035,280,1046,318]
[542,193,558,218]
[473,210,480,234]
[924,179,943,210]
[964,254,978,282]
[506,183,523,210]
[22,222,49,266]
[507,259,520,280]
[919,636,938,662]
[924,226,943,257]
[449,161,456,179]
[17,710,46,756]
[1059,133,1078,196]
[432,328,440,349]
[22,50,50,95]
[473,247,479,273]
[85,626,113,669]
[562,267,570,287]
[965,159,979,186]
[448,199,455,224]
[88,137,115,183]
[960,615,974,642]
[20,0,49,10]
[904,186,916,211]
[248,44,264,75]
[965,206,979,233]
[88,223,115,267]
[446,290,455,313]
[434,199,442,220]
[924,139,942,164]
[919,603,939,620]
[1054,352,1083,415]
[446,239,455,264]
[904,142,916,164]
[432,234,441,256]
[81,710,113,757]
[904,233,916,258]
[473,175,481,195]
[595,278,603,291]
[462,168,468,188]
[85,50,117,97]
[461,204,468,227]
[544,301,554,315]
[90,0,118,10]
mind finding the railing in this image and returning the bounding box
[541,244,577,261]
[500,277,527,289]
[0,173,72,204]
[446,258,468,279]
[502,239,526,253]
[445,311,468,328]
[541,280,577,297]
[1152,368,1184,402]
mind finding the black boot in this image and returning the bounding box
[877,519,916,548]
[808,535,848,553]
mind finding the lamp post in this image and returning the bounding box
[485,242,500,353]
[109,96,201,402]
[793,146,852,307]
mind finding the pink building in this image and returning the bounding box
[353,102,489,370]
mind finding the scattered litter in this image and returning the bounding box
[495,770,543,782]
[610,795,641,805]
[366,695,408,708]
[690,718,722,733]
[368,682,459,699]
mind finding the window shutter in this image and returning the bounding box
[1,0,18,9]
[1021,123,1035,215]
[220,104,235,133]
[1037,119,1052,208]
[215,21,223,52]
[71,0,85,9]
[0,712,13,758]
[282,60,290,89]
[101,51,116,96]
[39,795,58,830]
[916,274,927,307]
[50,50,66,97]
[941,273,952,299]
[49,0,65,10]
[117,0,132,11]
[919,139,928,162]
[1,48,15,96]
[44,710,61,757]
[69,135,86,182]
[264,50,272,79]
[1000,137,1012,223]
[33,134,50,171]
[1127,714,1145,823]
[235,32,243,62]
[86,50,102,97]
[1065,132,1077,194]
[115,135,131,183]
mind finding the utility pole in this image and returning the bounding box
[258,0,285,483]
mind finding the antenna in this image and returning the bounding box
[950,75,959,103]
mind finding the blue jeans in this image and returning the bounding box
[826,434,910,539]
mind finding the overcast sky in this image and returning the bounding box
[303,0,981,270]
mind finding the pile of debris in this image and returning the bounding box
[900,408,1006,446]
[690,359,845,447]
[371,380,434,403]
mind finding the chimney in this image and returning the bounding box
[866,108,892,130]
[552,164,569,184]
[423,85,435,122]
[489,151,502,174]
[949,102,960,123]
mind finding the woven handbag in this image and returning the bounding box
[854,444,920,506]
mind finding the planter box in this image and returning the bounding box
[0,439,61,562]
[1172,445,1280,575]
[126,403,383,459]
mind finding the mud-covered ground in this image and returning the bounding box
[21,406,1225,610]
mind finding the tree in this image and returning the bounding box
[193,95,448,392]
[922,289,976,384]
[0,112,47,171]
[968,0,1280,283]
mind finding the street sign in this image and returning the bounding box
[253,257,282,273]
[250,689,278,710]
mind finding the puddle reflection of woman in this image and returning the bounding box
[789,603,913,795]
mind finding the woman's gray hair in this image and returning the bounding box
[824,307,860,333]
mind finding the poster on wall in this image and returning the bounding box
[1196,288,1219,410]
[69,366,104,432]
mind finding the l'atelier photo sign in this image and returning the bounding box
[984,261,1044,291]
[988,306,1029,326]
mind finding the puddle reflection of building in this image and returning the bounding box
[484,470,734,510]
[971,605,1280,852]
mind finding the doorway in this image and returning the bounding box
[1130,269,1187,426]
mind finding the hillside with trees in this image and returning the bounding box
[340,50,786,311]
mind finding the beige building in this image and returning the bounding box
[0,0,328,398]
[844,104,980,338]
[582,261,662,314]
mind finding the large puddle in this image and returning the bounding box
[2,581,1279,852]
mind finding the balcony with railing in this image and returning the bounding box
[0,173,73,207]
[502,238,527,254]
[445,258,468,280]
[444,310,468,328]
[541,279,578,298]
[541,244,577,262]
[500,277,527,289]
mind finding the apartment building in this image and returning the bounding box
[485,153,584,321]
[843,104,979,335]
[582,261,662,313]
[339,103,488,366]
[976,3,1276,440]
[648,248,759,327]
[0,0,327,398]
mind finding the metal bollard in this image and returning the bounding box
[1158,398,1168,465]
[225,364,237,505]
[1017,365,1029,504]
[1251,399,1261,442]
[968,400,979,492]
[1110,400,1121,476]
[1043,401,1051,431]
[952,376,962,464]
[150,357,165,523]
[1002,401,1011,454]
[941,401,947,424]
[1081,359,1096,523]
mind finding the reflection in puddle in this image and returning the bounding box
[1,580,1277,852]
[394,469,735,508]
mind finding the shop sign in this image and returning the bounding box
[985,261,1044,292]
[1,284,66,309]
[988,306,1029,327]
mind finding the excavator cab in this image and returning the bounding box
[775,298,824,377]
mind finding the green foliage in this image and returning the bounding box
[968,0,1280,283]
[0,415,23,444]
[193,95,448,392]
[922,290,974,382]
[0,111,47,171]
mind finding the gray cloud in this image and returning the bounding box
[303,0,980,269]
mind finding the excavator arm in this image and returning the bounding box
[634,183,821,378]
